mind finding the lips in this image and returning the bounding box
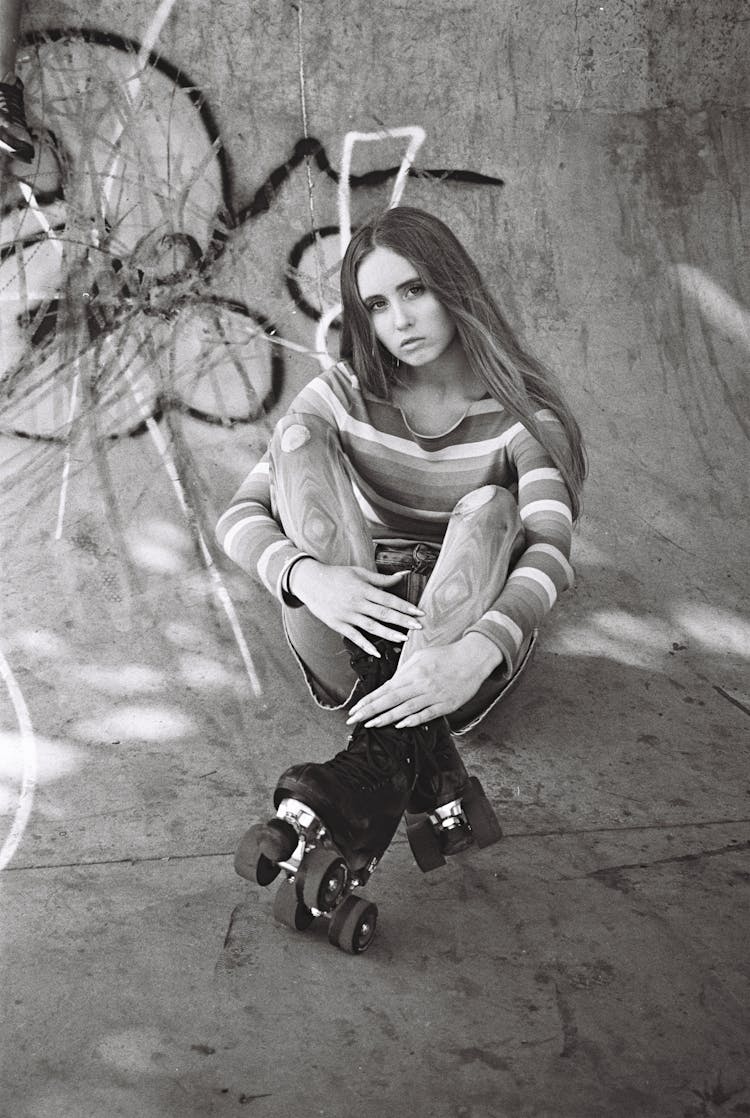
[400,337,424,350]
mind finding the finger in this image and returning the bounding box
[361,604,422,632]
[358,568,406,585]
[395,704,446,728]
[340,625,381,659]
[364,593,424,623]
[347,682,419,723]
[354,616,412,644]
[359,571,426,614]
[365,697,434,728]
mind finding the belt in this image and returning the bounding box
[374,542,440,607]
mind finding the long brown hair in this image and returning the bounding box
[339,206,587,519]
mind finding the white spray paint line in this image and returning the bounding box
[0,648,38,871]
[337,126,426,258]
[54,0,180,539]
[16,180,64,251]
[13,181,80,539]
[213,312,331,365]
[314,302,342,370]
[53,357,81,540]
[99,0,181,212]
[294,0,326,314]
[313,126,428,368]
[110,341,263,698]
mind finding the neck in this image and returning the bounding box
[402,334,478,394]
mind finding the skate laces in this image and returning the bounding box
[326,721,431,791]
[346,639,400,693]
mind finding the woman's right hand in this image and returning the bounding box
[288,559,424,655]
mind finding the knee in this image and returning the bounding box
[452,485,519,526]
[271,412,331,457]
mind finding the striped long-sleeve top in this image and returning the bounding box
[216,361,575,674]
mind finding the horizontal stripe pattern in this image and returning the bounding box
[216,362,576,654]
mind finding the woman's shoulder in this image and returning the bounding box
[287,359,363,418]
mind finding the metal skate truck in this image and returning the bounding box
[233,635,505,955]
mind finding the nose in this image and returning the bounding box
[391,298,413,331]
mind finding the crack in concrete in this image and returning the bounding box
[585,838,750,883]
[715,685,750,717]
[3,850,236,872]
[4,820,749,874]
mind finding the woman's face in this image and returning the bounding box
[356,246,456,367]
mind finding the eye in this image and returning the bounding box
[365,298,387,313]
[406,283,425,298]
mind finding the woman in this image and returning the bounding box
[217,206,585,934]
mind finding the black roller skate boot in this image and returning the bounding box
[404,723,503,872]
[233,637,433,954]
[348,632,503,873]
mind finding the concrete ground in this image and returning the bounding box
[1,3,749,1116]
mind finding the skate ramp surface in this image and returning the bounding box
[1,4,748,1117]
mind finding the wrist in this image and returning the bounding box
[288,556,319,599]
[456,631,506,677]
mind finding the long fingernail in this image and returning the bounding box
[407,620,422,629]
[408,607,425,616]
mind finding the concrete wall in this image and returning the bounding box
[1,0,745,724]
[11,1,747,539]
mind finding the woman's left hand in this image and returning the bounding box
[346,635,504,729]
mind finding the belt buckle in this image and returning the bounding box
[412,543,437,574]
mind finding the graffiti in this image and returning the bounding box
[0,21,504,869]
[0,28,504,445]
[0,645,37,872]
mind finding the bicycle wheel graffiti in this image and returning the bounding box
[0,28,503,447]
[0,28,278,442]
[0,25,505,869]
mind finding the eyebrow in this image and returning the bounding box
[360,275,422,302]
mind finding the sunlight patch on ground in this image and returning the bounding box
[673,603,750,660]
[72,705,196,743]
[75,664,167,693]
[12,629,69,658]
[179,653,240,688]
[125,519,193,575]
[0,732,82,813]
[96,1027,168,1075]
[549,601,750,675]
[164,620,218,650]
[547,607,677,668]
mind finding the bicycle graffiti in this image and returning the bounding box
[0,28,504,444]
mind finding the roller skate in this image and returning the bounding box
[234,638,430,954]
[404,724,502,872]
[347,636,503,873]
[346,636,503,871]
[234,720,434,953]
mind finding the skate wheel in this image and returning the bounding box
[296,847,349,913]
[406,814,446,873]
[234,819,297,886]
[327,895,378,954]
[273,878,315,931]
[463,777,503,848]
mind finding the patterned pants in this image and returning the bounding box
[271,413,535,735]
